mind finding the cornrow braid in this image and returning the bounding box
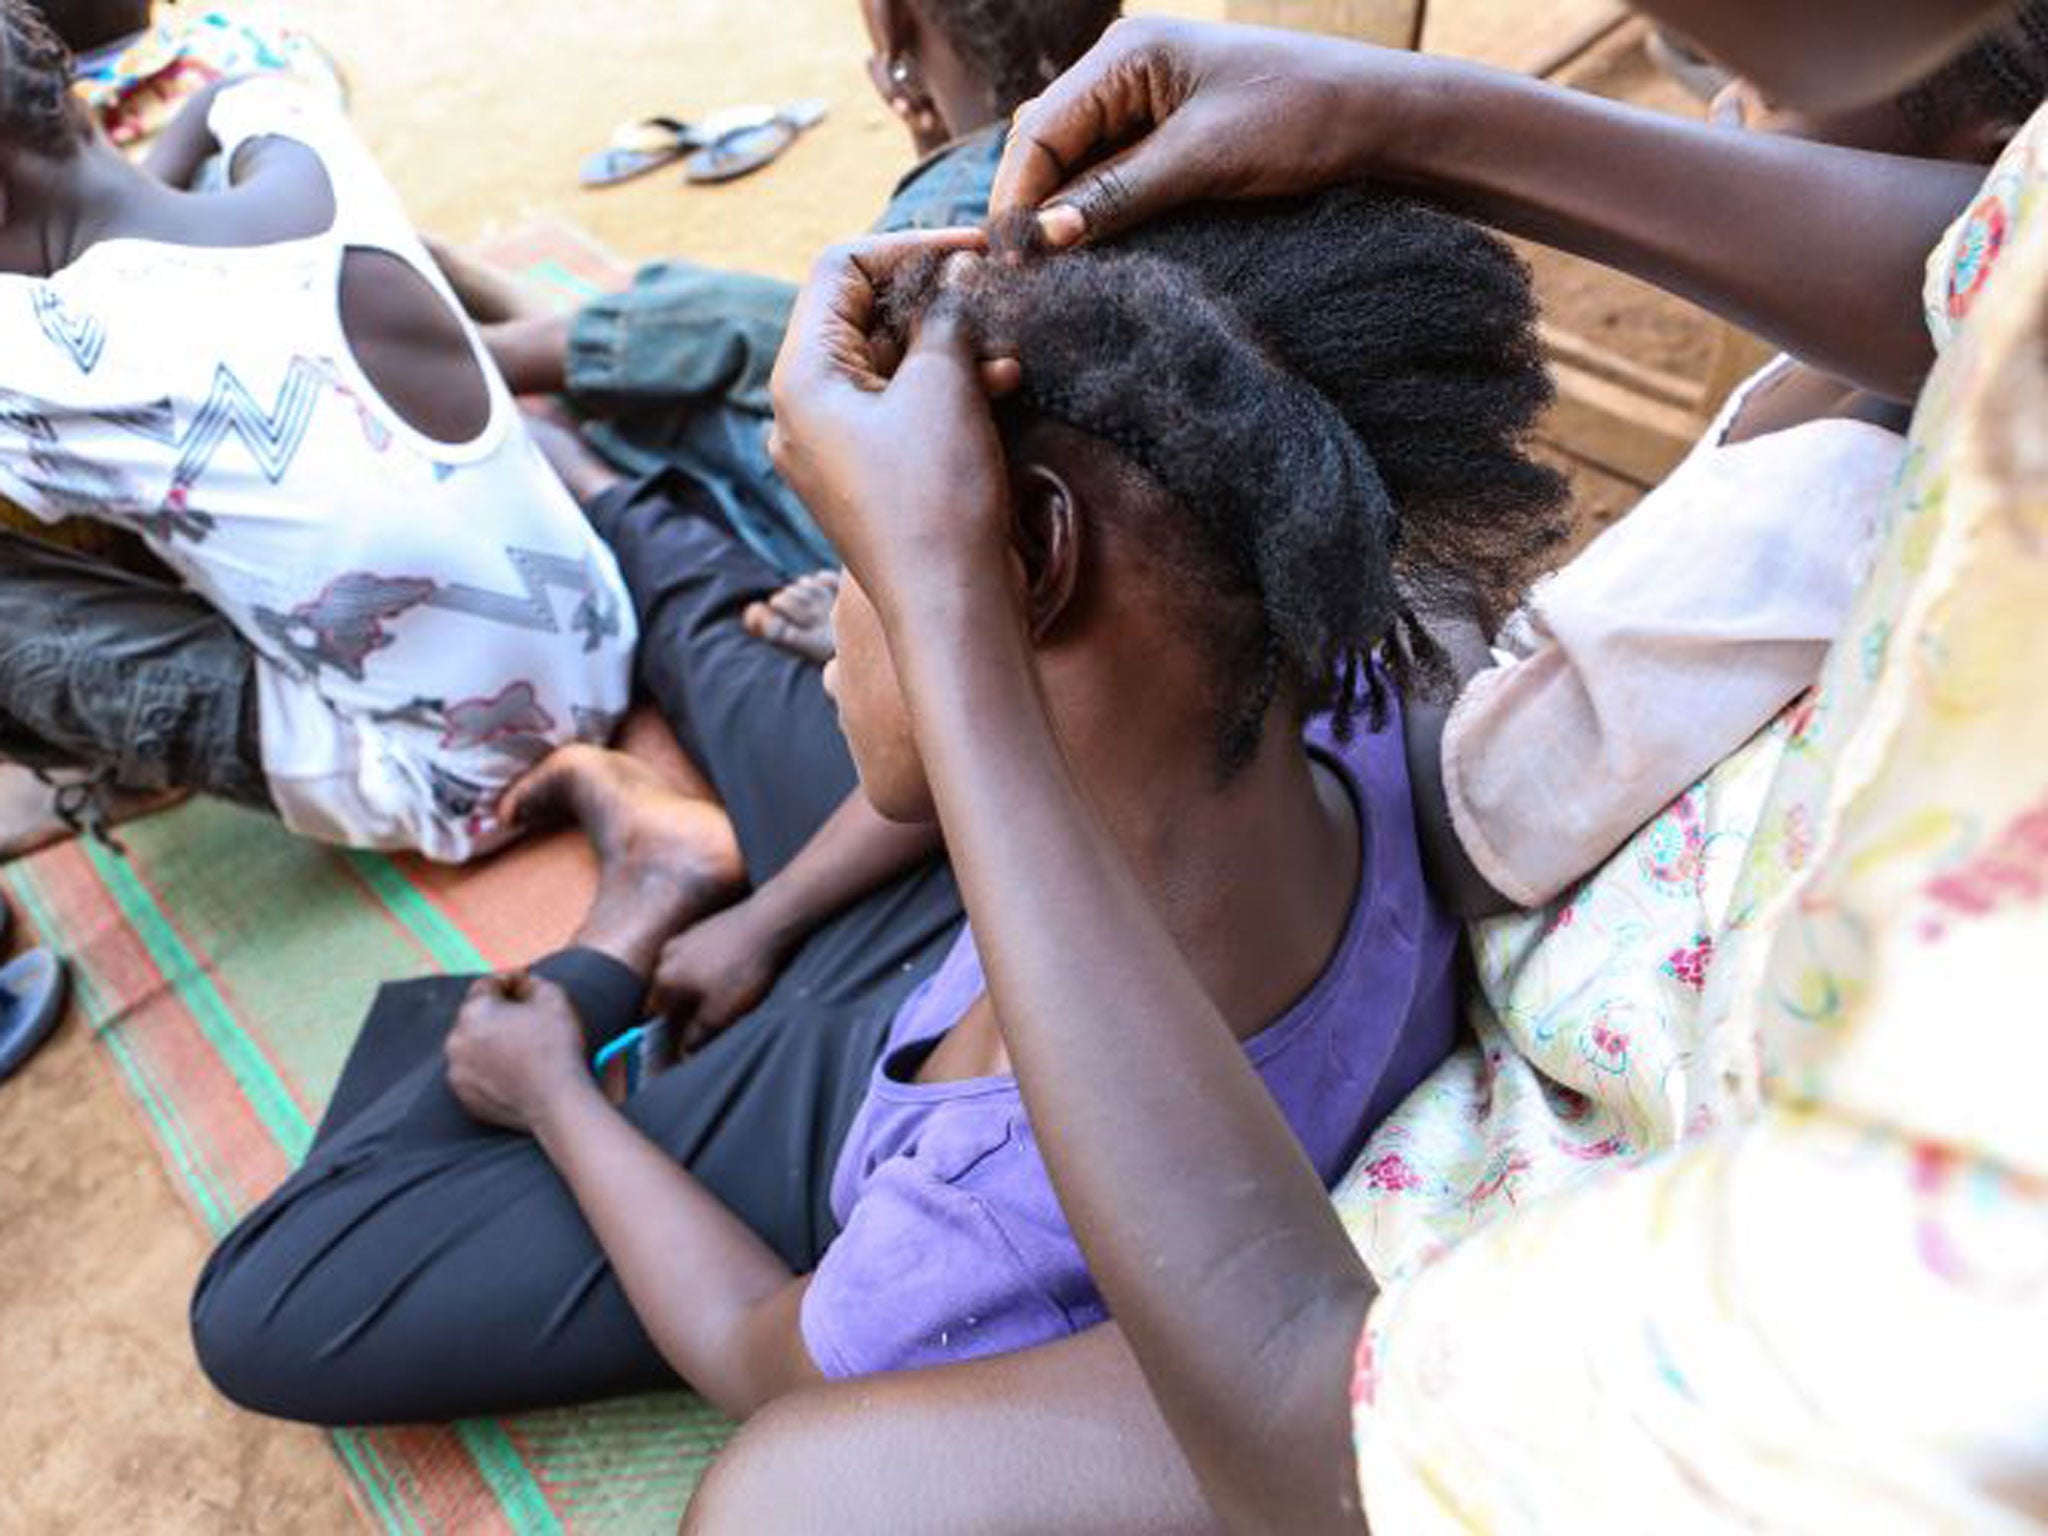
[992,260,1403,775]
[912,0,1121,115]
[0,0,82,160]
[879,187,1568,780]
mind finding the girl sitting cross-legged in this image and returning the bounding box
[189,188,1567,1425]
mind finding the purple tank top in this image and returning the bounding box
[800,705,1459,1379]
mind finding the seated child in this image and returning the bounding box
[457,0,1121,580]
[1423,9,2046,909]
[188,186,1568,1423]
[664,13,2047,1062]
[671,12,2048,1532]
[1,0,340,568]
[0,7,635,862]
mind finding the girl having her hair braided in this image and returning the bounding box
[193,188,1563,1436]
[873,190,1567,772]
[702,3,2043,1530]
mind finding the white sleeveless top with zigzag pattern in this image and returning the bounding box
[0,79,635,862]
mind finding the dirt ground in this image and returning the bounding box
[0,2,1717,1531]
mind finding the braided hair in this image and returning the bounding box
[880,188,1569,778]
[912,0,1121,115]
[1900,0,2048,143]
[1,0,81,160]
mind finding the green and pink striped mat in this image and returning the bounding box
[5,222,738,1533]
[8,796,733,1533]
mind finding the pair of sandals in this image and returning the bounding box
[580,99,830,188]
[0,898,66,1085]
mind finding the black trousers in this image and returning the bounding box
[191,474,963,1425]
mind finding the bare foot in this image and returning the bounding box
[425,235,555,324]
[743,570,841,665]
[523,411,624,508]
[503,745,745,974]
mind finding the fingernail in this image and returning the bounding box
[1038,205,1085,247]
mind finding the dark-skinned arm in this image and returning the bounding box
[140,77,236,189]
[748,791,941,938]
[446,977,820,1417]
[651,791,942,1046]
[139,77,340,243]
[768,234,1377,1534]
[994,20,1979,399]
[686,1326,1216,1535]
[1377,55,1975,400]
[890,572,1375,1532]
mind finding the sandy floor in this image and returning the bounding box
[0,1,1711,1530]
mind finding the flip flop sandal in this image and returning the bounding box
[684,120,798,184]
[683,98,830,186]
[579,116,701,188]
[0,948,67,1084]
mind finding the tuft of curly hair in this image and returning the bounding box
[1899,0,2048,144]
[1,0,81,160]
[879,187,1570,778]
[912,0,1121,115]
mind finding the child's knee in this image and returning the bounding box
[188,1232,337,1424]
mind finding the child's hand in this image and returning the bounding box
[648,900,792,1055]
[445,972,594,1134]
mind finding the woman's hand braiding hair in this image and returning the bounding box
[990,18,1430,247]
[768,229,1024,630]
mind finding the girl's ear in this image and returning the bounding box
[1010,462,1083,643]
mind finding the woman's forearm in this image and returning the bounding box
[533,1079,818,1416]
[888,582,1372,1533]
[747,790,943,952]
[1368,55,1976,398]
[688,1326,1216,1535]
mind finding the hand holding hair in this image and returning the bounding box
[768,229,1025,630]
[991,16,1978,398]
[990,19,1413,246]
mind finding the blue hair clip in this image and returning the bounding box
[592,1025,653,1096]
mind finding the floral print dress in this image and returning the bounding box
[1343,104,2048,1531]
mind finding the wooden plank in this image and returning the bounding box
[1538,322,1701,412]
[1700,324,1778,413]
[1542,358,1702,484]
[1523,7,1632,81]
[1421,0,1617,69]
[1225,0,1424,49]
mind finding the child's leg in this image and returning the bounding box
[0,531,271,809]
[565,263,795,418]
[190,865,961,1425]
[587,471,859,882]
